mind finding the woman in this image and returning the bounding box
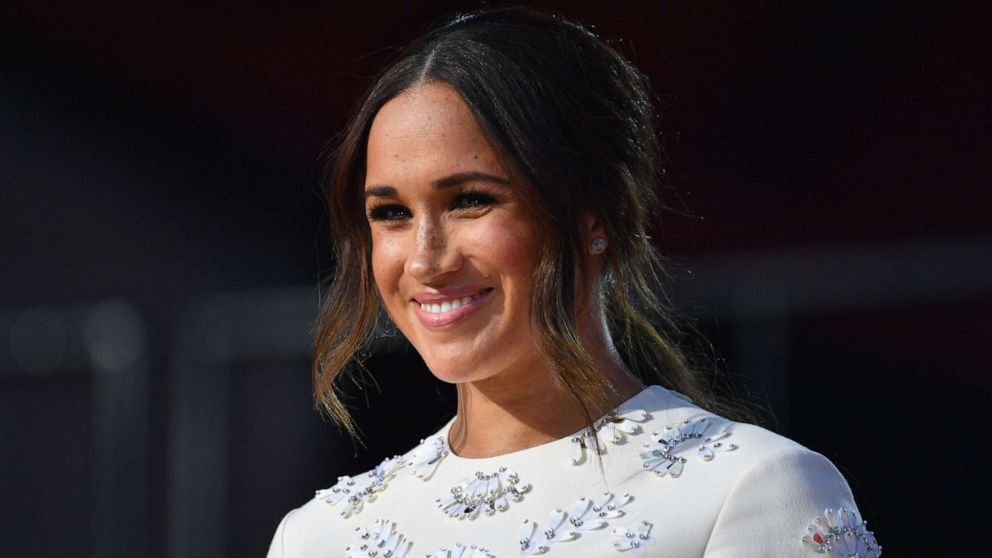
[269,7,880,558]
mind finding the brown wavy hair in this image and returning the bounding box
[313,7,750,438]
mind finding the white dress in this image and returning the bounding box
[267,386,880,557]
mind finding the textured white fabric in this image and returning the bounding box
[267,386,875,557]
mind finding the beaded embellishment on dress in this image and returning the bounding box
[611,522,653,552]
[426,543,497,558]
[802,507,882,557]
[409,435,451,481]
[639,418,737,478]
[519,519,550,556]
[348,520,496,558]
[519,492,634,555]
[438,467,531,520]
[568,410,650,465]
[345,518,412,558]
[317,456,405,518]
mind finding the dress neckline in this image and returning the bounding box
[434,385,688,466]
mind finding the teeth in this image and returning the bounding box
[420,292,485,314]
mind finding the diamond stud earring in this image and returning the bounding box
[590,238,607,254]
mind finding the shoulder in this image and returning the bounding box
[702,439,881,557]
[629,385,814,479]
[636,385,845,478]
[265,432,448,558]
[629,387,881,557]
[707,425,882,556]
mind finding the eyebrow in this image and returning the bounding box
[364,171,511,200]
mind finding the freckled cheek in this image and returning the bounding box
[467,224,539,284]
[370,234,407,300]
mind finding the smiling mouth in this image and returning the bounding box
[417,289,492,314]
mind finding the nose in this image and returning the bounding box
[405,214,462,283]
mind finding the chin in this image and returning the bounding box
[424,362,488,385]
[410,341,483,382]
[419,351,503,385]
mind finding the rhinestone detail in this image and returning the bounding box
[519,492,633,554]
[317,456,404,518]
[437,467,531,520]
[639,417,737,478]
[409,435,451,481]
[569,409,650,466]
[802,507,882,557]
[345,519,412,558]
[611,521,653,552]
[426,543,496,558]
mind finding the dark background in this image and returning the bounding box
[2,2,990,557]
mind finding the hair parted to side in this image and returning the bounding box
[313,7,751,438]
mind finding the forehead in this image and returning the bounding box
[365,83,506,185]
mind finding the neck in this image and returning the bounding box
[447,350,644,459]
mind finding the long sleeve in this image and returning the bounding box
[703,447,881,557]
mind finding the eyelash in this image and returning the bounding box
[366,190,500,222]
[451,190,499,210]
[367,204,410,222]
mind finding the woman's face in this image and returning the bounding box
[364,83,546,384]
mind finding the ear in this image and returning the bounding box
[582,211,607,255]
[582,210,605,237]
[577,211,608,309]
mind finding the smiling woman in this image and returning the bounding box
[268,7,881,558]
[363,85,547,392]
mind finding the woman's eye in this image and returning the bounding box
[451,192,497,211]
[367,204,411,222]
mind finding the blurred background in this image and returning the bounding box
[1,2,990,557]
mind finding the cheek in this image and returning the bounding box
[471,222,539,287]
[370,233,405,298]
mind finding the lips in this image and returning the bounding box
[412,287,494,329]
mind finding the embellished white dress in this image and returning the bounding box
[266,385,880,558]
